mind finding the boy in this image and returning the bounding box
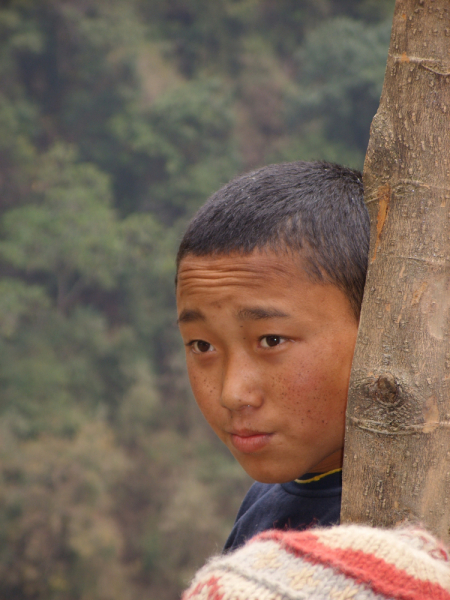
[176,161,369,552]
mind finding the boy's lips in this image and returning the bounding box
[229,430,273,454]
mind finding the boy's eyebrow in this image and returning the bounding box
[177,309,205,324]
[236,307,290,320]
[178,306,290,323]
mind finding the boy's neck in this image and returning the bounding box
[305,448,344,475]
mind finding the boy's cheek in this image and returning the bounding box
[186,365,220,416]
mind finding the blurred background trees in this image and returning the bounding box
[0,1,394,598]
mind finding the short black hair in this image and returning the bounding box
[177,161,369,318]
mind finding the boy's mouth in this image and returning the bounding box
[229,430,272,454]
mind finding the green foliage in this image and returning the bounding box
[0,421,132,600]
[147,78,239,218]
[139,0,257,76]
[0,278,49,338]
[281,16,392,167]
[0,0,395,598]
[110,78,238,219]
[0,145,122,310]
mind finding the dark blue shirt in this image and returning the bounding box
[224,470,342,552]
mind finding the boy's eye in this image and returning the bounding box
[260,335,287,348]
[190,340,215,354]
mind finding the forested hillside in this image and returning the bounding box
[0,1,394,598]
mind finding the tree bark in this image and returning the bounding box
[341,0,450,543]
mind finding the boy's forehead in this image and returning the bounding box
[176,252,304,326]
[178,250,304,276]
[176,250,357,326]
[175,251,333,323]
[177,250,308,293]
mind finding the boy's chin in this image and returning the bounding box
[237,460,309,484]
[236,450,344,484]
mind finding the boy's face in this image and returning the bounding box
[176,250,359,484]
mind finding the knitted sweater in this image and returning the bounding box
[184,524,450,600]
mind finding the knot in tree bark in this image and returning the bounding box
[372,373,400,406]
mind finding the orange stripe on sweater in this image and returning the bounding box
[254,530,450,600]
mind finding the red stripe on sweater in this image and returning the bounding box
[254,530,450,600]
[183,575,224,600]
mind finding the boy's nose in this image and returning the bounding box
[220,355,263,411]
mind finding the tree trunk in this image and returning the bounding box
[341,0,450,543]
